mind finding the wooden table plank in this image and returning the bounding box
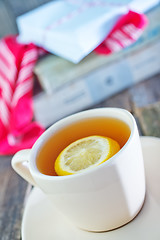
[130,74,160,136]
[94,88,132,111]
[133,101,160,137]
[129,74,160,107]
[0,156,28,240]
[96,74,160,110]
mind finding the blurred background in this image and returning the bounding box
[0,0,160,129]
[0,0,51,37]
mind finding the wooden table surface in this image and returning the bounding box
[0,73,160,239]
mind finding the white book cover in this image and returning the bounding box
[17,0,159,63]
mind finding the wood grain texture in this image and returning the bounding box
[93,89,132,111]
[129,74,160,107]
[0,156,28,240]
[133,101,160,137]
[130,74,160,136]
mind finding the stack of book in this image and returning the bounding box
[33,5,160,127]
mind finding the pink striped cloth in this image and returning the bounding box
[95,10,148,54]
[0,36,45,155]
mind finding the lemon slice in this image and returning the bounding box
[54,135,120,176]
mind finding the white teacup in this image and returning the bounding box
[12,108,146,232]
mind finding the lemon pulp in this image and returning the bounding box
[54,135,120,176]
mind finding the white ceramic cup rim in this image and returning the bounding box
[30,108,136,180]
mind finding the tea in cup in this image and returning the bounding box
[12,108,146,232]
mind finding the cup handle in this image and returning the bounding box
[11,149,37,186]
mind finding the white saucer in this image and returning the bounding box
[22,136,160,240]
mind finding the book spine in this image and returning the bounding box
[33,40,160,127]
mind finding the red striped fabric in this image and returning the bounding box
[95,11,148,55]
[0,36,44,155]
